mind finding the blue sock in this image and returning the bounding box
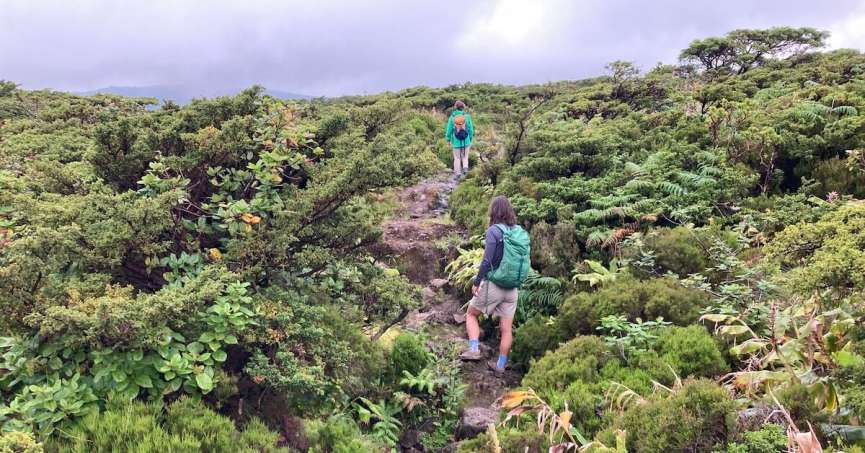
[468,339,479,352]
[496,354,507,369]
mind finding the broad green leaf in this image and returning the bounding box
[212,350,227,362]
[833,350,865,368]
[730,339,768,356]
[196,372,214,392]
[134,374,153,388]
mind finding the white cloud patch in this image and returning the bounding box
[829,5,865,49]
[456,0,580,54]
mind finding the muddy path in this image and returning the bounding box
[372,171,521,450]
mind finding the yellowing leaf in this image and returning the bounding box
[500,390,534,409]
[558,409,572,430]
[730,339,768,356]
[208,248,223,261]
[240,213,262,225]
[700,313,733,323]
[718,325,750,337]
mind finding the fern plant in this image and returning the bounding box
[355,398,402,446]
[571,259,622,287]
[516,271,564,324]
[445,246,484,290]
[400,369,441,396]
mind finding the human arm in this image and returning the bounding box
[444,116,453,141]
[474,227,499,286]
[467,114,475,141]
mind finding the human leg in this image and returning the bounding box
[461,145,470,174]
[498,316,513,357]
[487,287,517,373]
[452,147,461,175]
[460,305,483,361]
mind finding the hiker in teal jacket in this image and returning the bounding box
[444,100,474,178]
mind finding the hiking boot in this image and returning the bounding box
[459,349,482,361]
[487,360,505,376]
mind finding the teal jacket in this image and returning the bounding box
[444,109,474,148]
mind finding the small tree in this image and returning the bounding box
[680,27,828,75]
[0,80,18,97]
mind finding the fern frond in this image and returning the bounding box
[624,178,654,192]
[833,105,858,116]
[574,208,604,224]
[659,181,686,197]
[586,230,613,248]
[623,161,644,177]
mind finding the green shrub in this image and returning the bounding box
[620,379,737,453]
[547,380,604,435]
[305,415,386,453]
[456,427,547,453]
[46,399,200,452]
[449,178,493,236]
[724,424,786,453]
[522,336,611,394]
[773,383,827,428]
[164,397,283,452]
[599,358,664,396]
[654,325,729,378]
[557,276,710,338]
[0,431,42,453]
[510,316,563,368]
[529,221,583,277]
[389,332,430,381]
[46,397,286,453]
[632,227,711,277]
[809,156,865,199]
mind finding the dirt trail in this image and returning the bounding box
[373,171,521,449]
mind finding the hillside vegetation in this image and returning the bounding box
[2,26,865,452]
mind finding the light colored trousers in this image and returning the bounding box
[453,145,470,174]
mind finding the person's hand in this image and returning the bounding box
[472,284,480,297]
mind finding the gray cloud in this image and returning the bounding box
[1,0,863,96]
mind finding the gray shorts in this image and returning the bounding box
[469,280,518,319]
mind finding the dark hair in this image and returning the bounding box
[454,100,466,110]
[489,196,517,226]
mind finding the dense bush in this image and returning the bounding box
[653,325,729,378]
[0,431,42,453]
[529,221,583,276]
[510,315,563,368]
[456,427,547,453]
[305,415,386,453]
[46,397,285,453]
[448,178,493,236]
[521,335,611,394]
[772,383,828,429]
[557,275,710,338]
[389,331,430,381]
[619,380,737,452]
[724,424,787,453]
[630,227,710,277]
[766,202,865,298]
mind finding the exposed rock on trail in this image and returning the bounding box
[373,173,464,284]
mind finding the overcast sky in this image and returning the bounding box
[2,0,865,97]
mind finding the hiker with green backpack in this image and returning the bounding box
[444,100,474,179]
[460,196,531,374]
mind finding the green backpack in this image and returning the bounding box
[486,224,531,289]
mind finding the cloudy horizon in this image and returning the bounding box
[3,0,865,97]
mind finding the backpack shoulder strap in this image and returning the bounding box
[493,224,512,236]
